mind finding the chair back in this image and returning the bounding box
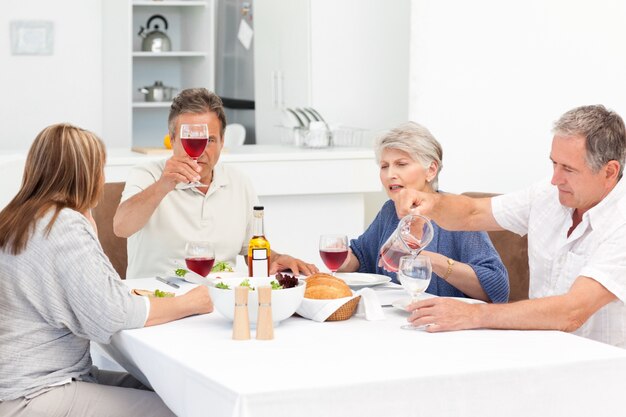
[93,182,127,279]
[224,123,246,147]
[462,192,529,302]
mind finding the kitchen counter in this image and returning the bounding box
[106,144,374,162]
[1,145,381,264]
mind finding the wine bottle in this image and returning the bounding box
[248,206,270,277]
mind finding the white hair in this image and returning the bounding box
[374,121,443,190]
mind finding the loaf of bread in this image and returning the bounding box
[304,273,352,299]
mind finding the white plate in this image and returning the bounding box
[392,295,485,310]
[334,272,391,289]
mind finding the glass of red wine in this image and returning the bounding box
[179,123,208,189]
[379,214,434,273]
[185,241,215,277]
[319,234,349,275]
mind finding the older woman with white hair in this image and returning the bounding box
[340,122,509,302]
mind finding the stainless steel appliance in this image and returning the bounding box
[215,0,255,144]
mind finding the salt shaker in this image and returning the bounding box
[232,286,250,340]
[256,286,274,340]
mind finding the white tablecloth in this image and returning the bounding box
[102,278,626,417]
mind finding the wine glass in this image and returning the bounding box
[397,255,432,330]
[319,234,349,275]
[185,241,215,277]
[380,214,434,272]
[179,123,208,189]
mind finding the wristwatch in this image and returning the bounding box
[443,258,455,280]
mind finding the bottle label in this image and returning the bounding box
[251,248,269,277]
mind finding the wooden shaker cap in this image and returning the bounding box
[235,285,249,305]
[257,286,272,304]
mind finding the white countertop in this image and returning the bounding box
[1,145,374,163]
[105,144,375,166]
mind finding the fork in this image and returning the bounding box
[156,276,180,289]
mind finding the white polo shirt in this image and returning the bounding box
[122,159,258,279]
[492,178,626,348]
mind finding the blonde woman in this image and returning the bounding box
[0,124,212,416]
[341,122,509,302]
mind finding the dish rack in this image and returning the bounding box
[279,125,370,148]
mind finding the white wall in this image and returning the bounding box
[409,0,626,193]
[0,0,102,151]
[310,0,410,133]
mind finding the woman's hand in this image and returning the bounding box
[145,285,213,327]
[182,285,214,315]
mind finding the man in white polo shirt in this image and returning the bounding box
[397,104,626,348]
[114,88,318,279]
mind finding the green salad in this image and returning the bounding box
[154,289,174,298]
[213,277,296,291]
[175,261,234,278]
[211,261,234,272]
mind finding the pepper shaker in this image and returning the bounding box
[256,286,274,340]
[232,286,251,340]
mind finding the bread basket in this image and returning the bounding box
[326,295,361,321]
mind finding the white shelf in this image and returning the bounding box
[132,51,207,57]
[133,102,172,108]
[133,1,207,6]
[103,0,216,148]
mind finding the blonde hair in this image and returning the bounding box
[375,121,444,190]
[0,123,106,255]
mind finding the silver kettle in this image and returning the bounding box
[138,14,171,52]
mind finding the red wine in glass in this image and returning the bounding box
[185,257,215,277]
[319,234,349,275]
[319,249,349,272]
[181,137,208,159]
[179,123,209,188]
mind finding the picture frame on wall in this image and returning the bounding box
[10,20,54,55]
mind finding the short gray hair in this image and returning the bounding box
[375,121,443,190]
[553,105,626,179]
[168,88,227,140]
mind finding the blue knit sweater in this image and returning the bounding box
[350,200,509,302]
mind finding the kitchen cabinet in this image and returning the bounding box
[254,0,411,145]
[102,0,216,148]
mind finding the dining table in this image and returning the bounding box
[100,277,626,417]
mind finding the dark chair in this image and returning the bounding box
[462,192,529,302]
[93,182,127,279]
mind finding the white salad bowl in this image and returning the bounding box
[208,276,305,326]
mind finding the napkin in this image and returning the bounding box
[297,296,354,322]
[296,289,384,322]
[354,288,385,320]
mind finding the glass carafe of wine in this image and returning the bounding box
[379,214,434,273]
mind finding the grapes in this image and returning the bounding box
[275,272,298,289]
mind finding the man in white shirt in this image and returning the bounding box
[397,105,626,348]
[114,88,318,279]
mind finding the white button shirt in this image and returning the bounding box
[492,178,626,348]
